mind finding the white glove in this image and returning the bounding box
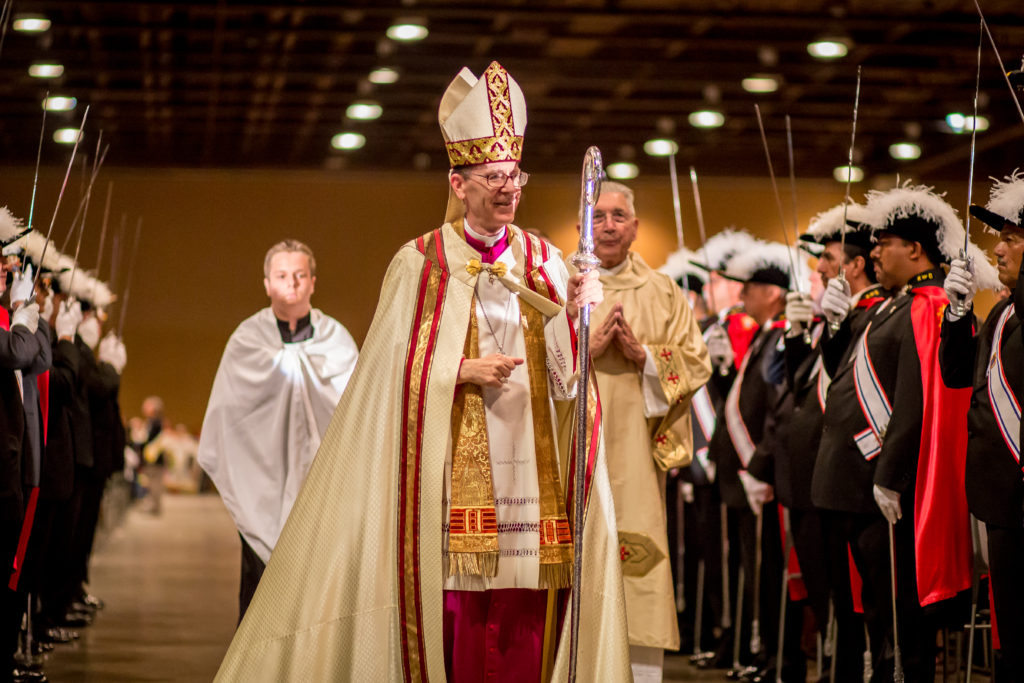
[785,291,814,338]
[55,303,79,340]
[98,332,127,373]
[873,484,901,525]
[944,257,976,320]
[78,315,101,350]
[11,302,39,334]
[738,470,774,516]
[41,292,54,322]
[821,277,852,326]
[9,264,34,305]
[706,324,735,371]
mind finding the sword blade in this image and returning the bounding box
[753,104,802,293]
[839,67,863,266]
[964,20,984,253]
[90,182,114,304]
[974,0,1024,125]
[688,166,718,313]
[117,217,143,339]
[27,95,48,231]
[669,152,686,253]
[32,105,90,290]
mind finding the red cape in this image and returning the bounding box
[910,286,972,606]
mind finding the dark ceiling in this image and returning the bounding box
[1,0,1023,182]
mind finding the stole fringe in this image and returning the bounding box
[445,551,499,579]
[538,562,572,590]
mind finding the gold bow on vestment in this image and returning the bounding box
[466,259,508,283]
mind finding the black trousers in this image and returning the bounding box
[238,535,266,624]
[806,509,864,679]
[41,491,77,624]
[71,468,106,590]
[736,504,805,678]
[842,509,937,683]
[1,512,23,677]
[987,525,1024,682]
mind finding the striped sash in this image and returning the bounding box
[724,331,760,467]
[986,303,1022,468]
[852,321,890,460]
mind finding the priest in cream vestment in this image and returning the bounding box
[575,182,711,683]
[214,61,631,683]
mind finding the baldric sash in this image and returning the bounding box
[852,319,890,460]
[986,303,1022,469]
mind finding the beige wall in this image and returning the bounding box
[0,167,996,431]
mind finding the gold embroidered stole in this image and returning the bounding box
[447,306,500,577]
[446,239,573,588]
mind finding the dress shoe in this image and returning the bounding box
[689,651,716,665]
[42,627,76,644]
[12,667,47,683]
[744,666,773,683]
[79,593,104,610]
[727,665,759,681]
[58,611,92,628]
[69,601,96,615]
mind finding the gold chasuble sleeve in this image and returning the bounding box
[583,251,711,651]
[215,224,631,683]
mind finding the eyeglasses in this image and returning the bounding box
[468,169,530,189]
[593,210,633,226]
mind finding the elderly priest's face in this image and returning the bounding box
[450,160,523,234]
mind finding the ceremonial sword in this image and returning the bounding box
[689,166,730,376]
[950,21,985,319]
[973,0,1024,126]
[753,104,810,346]
[835,67,863,333]
[66,136,107,299]
[567,145,603,683]
[116,217,143,339]
[668,153,689,294]
[32,105,89,291]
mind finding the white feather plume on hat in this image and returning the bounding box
[805,202,872,242]
[863,182,1000,291]
[0,207,24,242]
[692,228,758,272]
[658,246,709,286]
[722,240,812,291]
[981,170,1024,231]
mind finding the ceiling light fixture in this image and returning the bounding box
[643,139,679,157]
[807,38,849,60]
[688,110,725,129]
[12,14,51,33]
[331,132,366,150]
[944,112,989,134]
[346,101,383,120]
[833,165,864,183]
[386,22,428,42]
[741,74,780,94]
[28,62,64,79]
[42,96,76,112]
[606,162,639,180]
[368,67,399,85]
[888,142,922,160]
[53,128,82,144]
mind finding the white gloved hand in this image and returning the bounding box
[821,277,853,327]
[78,315,101,350]
[873,484,901,525]
[738,470,774,516]
[785,291,814,338]
[55,303,79,340]
[944,257,976,320]
[41,292,54,322]
[706,324,735,371]
[11,302,39,334]
[9,264,34,304]
[98,332,127,373]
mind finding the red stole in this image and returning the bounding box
[910,285,972,606]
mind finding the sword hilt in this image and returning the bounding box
[948,248,972,318]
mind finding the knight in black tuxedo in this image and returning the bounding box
[813,185,998,682]
[705,242,796,681]
[782,204,885,681]
[939,173,1024,678]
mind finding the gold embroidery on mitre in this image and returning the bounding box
[444,62,524,166]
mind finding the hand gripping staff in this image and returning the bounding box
[567,146,603,683]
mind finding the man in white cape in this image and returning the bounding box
[198,239,358,620]
[213,61,631,682]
